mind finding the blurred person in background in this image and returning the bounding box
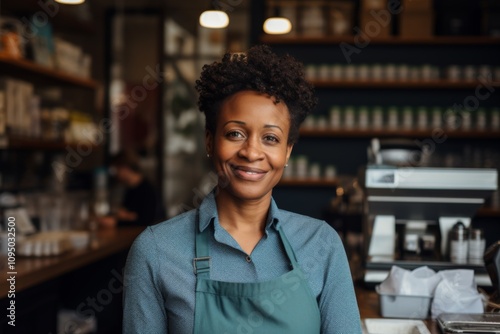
[98,150,162,228]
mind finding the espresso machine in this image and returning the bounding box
[363,165,498,287]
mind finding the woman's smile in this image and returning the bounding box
[230,164,268,181]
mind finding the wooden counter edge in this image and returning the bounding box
[0,227,144,299]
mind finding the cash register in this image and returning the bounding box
[363,165,498,287]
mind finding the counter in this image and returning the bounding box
[0,227,144,299]
[356,284,440,334]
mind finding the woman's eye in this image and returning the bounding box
[264,135,279,143]
[226,131,243,138]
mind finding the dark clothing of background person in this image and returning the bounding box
[119,179,161,226]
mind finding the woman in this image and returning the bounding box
[123,45,362,333]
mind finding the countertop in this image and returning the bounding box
[0,227,144,299]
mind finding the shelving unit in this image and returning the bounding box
[5,136,99,150]
[0,55,98,89]
[311,79,500,90]
[258,29,500,220]
[299,128,500,139]
[261,35,500,45]
[0,3,102,193]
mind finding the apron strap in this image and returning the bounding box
[277,225,299,269]
[194,221,211,278]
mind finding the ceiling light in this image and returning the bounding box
[199,10,229,29]
[55,0,85,4]
[263,17,292,35]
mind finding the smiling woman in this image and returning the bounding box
[123,45,363,334]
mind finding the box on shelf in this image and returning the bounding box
[376,285,432,319]
[399,12,434,38]
[359,11,392,37]
[327,1,355,35]
[401,0,432,11]
[361,0,387,11]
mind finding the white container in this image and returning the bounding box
[376,285,432,319]
[364,318,431,334]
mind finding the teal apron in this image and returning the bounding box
[192,224,321,333]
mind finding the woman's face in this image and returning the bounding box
[206,90,293,202]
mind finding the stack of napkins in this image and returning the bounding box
[378,265,484,318]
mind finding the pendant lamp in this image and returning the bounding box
[199,9,229,29]
[263,2,292,35]
[55,0,85,4]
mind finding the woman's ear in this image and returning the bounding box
[286,143,294,163]
[205,130,214,156]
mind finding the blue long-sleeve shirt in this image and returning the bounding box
[123,190,362,333]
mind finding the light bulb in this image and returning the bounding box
[199,10,229,29]
[55,0,85,4]
[263,17,292,35]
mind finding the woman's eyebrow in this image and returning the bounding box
[223,121,283,134]
[264,124,283,133]
[223,120,245,127]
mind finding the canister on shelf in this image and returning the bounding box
[463,65,476,81]
[358,106,369,129]
[358,64,370,80]
[421,64,433,81]
[385,63,397,81]
[387,106,399,129]
[295,155,308,179]
[329,106,342,129]
[310,163,321,179]
[449,221,469,264]
[446,65,461,81]
[372,106,384,130]
[468,228,485,264]
[431,107,442,128]
[331,63,344,80]
[476,108,487,130]
[416,106,428,130]
[402,106,413,129]
[478,64,492,79]
[324,165,337,179]
[344,105,356,129]
[397,64,409,81]
[371,63,383,81]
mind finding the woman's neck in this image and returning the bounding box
[214,189,271,253]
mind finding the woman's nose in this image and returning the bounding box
[238,138,264,161]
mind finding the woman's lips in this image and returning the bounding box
[231,165,267,181]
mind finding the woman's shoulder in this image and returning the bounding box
[278,209,341,244]
[132,209,197,247]
[278,209,328,228]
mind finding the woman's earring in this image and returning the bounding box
[285,164,288,168]
[207,153,210,158]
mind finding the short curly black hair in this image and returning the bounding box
[195,45,317,144]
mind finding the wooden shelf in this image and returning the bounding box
[299,128,500,139]
[310,79,500,90]
[278,178,339,187]
[261,35,500,45]
[4,136,100,150]
[0,55,98,89]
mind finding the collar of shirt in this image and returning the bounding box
[197,188,282,237]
